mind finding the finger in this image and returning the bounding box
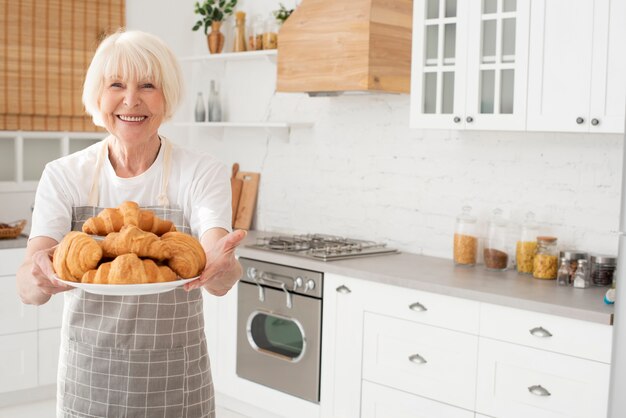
[222,229,247,252]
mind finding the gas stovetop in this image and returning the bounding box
[247,234,399,261]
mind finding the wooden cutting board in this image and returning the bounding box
[233,169,260,231]
[230,163,243,227]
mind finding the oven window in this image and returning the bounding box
[249,313,304,359]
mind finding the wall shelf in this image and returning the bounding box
[179,49,277,63]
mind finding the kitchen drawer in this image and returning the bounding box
[480,303,612,363]
[476,338,610,418]
[38,328,61,386]
[362,281,480,334]
[0,332,38,393]
[0,274,37,334]
[362,312,478,411]
[0,247,26,276]
[361,380,474,418]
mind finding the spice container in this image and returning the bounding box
[248,16,264,50]
[533,236,558,279]
[573,259,590,288]
[516,212,538,274]
[556,259,571,286]
[558,250,587,285]
[589,254,617,286]
[453,206,478,266]
[263,17,279,49]
[484,208,508,271]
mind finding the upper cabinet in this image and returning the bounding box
[410,0,530,130]
[526,0,626,133]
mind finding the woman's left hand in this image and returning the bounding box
[184,229,247,294]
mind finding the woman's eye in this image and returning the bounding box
[110,82,123,88]
[142,83,155,89]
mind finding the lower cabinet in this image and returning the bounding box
[361,380,474,418]
[0,332,38,392]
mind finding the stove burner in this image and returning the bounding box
[251,234,398,261]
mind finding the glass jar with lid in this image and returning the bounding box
[484,208,508,271]
[589,254,617,286]
[558,250,587,285]
[453,205,478,266]
[263,16,279,50]
[573,259,591,288]
[516,212,539,274]
[533,236,558,279]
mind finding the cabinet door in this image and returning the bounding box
[38,328,61,386]
[464,0,530,130]
[319,274,366,418]
[588,0,626,133]
[38,293,64,330]
[0,274,37,335]
[0,332,38,392]
[361,380,474,418]
[410,0,470,129]
[476,338,610,418]
[527,0,595,132]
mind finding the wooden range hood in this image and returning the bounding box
[277,0,413,95]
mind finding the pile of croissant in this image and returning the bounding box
[53,201,206,285]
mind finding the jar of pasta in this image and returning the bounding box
[533,236,558,279]
[453,206,478,266]
[516,212,538,274]
[484,208,508,271]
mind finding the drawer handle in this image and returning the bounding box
[409,302,427,312]
[528,384,551,397]
[529,326,553,338]
[336,285,351,294]
[408,353,427,364]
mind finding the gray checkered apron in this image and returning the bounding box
[57,137,214,417]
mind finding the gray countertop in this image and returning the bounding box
[237,231,614,325]
[0,235,28,249]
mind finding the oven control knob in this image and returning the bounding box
[247,267,258,280]
[304,279,316,292]
[294,276,303,291]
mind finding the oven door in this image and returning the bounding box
[236,280,322,403]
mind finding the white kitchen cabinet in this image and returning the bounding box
[0,248,36,335]
[410,0,530,130]
[476,338,610,418]
[0,332,38,392]
[361,380,474,418]
[526,0,626,133]
[38,328,61,386]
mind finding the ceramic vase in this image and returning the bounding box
[207,21,225,54]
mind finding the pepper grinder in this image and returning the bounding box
[207,80,222,122]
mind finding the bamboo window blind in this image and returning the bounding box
[0,0,125,132]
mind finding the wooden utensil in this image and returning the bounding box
[231,163,243,228]
[234,170,260,231]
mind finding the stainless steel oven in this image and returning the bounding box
[236,257,323,403]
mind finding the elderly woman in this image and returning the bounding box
[16,30,243,417]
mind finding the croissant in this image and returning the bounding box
[100,225,170,260]
[161,231,207,278]
[82,201,176,236]
[82,253,177,284]
[53,232,103,282]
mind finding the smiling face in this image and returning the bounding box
[99,77,166,145]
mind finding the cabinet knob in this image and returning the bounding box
[529,326,553,338]
[409,302,428,312]
[591,118,600,126]
[528,384,551,397]
[336,285,351,294]
[466,116,474,123]
[576,117,585,124]
[408,353,427,364]
[453,116,461,123]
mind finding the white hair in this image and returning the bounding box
[82,30,184,127]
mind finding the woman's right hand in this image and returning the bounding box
[17,236,73,305]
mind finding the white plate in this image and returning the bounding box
[53,275,199,296]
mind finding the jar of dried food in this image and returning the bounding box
[589,254,617,286]
[516,212,538,274]
[533,236,558,279]
[453,206,478,266]
[248,16,264,50]
[558,250,587,285]
[484,208,508,271]
[263,17,279,50]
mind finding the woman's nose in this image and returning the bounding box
[123,88,140,107]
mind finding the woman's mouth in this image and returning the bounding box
[117,115,147,122]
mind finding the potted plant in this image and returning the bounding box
[192,0,237,54]
[273,3,294,25]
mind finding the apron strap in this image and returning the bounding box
[156,137,172,207]
[87,135,112,207]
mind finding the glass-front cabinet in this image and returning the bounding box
[410,0,530,130]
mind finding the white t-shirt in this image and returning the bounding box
[30,137,232,243]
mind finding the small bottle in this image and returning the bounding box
[533,236,558,280]
[453,206,478,266]
[208,80,222,122]
[573,259,590,288]
[233,11,247,52]
[194,92,206,122]
[516,212,539,274]
[484,208,508,271]
[556,259,571,286]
